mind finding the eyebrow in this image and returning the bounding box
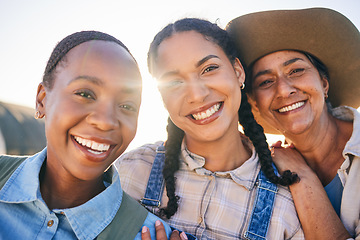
[159,54,220,80]
[196,54,219,68]
[283,57,304,66]
[253,69,272,80]
[69,75,104,86]
[69,75,141,94]
[253,57,305,80]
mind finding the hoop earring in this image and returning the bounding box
[324,92,328,100]
[34,111,41,119]
[240,82,245,90]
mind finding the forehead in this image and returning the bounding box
[158,31,222,57]
[69,40,138,71]
[57,40,141,86]
[154,31,225,74]
[254,50,309,69]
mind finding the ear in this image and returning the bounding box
[233,58,245,86]
[321,76,330,96]
[35,83,47,118]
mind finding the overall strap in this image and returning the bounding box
[0,155,27,190]
[97,191,148,240]
[140,144,165,208]
[140,144,198,240]
[245,169,278,240]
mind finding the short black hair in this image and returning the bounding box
[43,30,134,89]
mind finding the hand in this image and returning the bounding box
[141,220,188,240]
[271,141,312,177]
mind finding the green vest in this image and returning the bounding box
[0,155,148,240]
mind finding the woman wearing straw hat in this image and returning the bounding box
[227,7,360,240]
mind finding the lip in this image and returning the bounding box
[186,102,223,125]
[275,100,306,114]
[71,135,115,163]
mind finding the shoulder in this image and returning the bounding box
[0,155,28,189]
[115,141,163,167]
[115,141,164,200]
[0,155,28,173]
[0,154,28,162]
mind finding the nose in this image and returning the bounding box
[86,102,119,131]
[185,80,210,104]
[275,76,297,98]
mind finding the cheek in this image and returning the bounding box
[121,114,139,135]
[45,101,74,129]
[163,102,178,118]
[159,91,178,113]
[253,91,270,109]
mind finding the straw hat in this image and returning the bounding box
[226,8,360,133]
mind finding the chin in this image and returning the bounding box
[282,126,311,136]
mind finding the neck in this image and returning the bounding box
[39,162,106,210]
[186,130,251,172]
[286,112,352,185]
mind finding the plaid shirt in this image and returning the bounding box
[115,138,304,240]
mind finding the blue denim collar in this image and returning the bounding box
[0,147,123,240]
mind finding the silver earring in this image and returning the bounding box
[240,82,245,90]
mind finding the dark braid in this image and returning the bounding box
[159,118,184,219]
[239,91,299,186]
[148,18,298,219]
[43,30,134,89]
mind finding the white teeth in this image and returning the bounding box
[74,136,110,153]
[88,149,103,155]
[278,102,305,113]
[192,103,221,120]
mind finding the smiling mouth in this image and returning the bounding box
[277,101,305,113]
[191,102,222,120]
[73,136,110,155]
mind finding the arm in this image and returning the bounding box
[272,145,351,240]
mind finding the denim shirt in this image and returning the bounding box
[0,148,171,240]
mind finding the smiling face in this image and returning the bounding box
[250,50,329,136]
[36,40,142,181]
[153,31,245,143]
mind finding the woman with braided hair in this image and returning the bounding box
[0,30,175,239]
[116,18,304,240]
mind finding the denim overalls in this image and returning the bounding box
[140,144,278,240]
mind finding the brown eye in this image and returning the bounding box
[119,103,138,112]
[203,65,218,74]
[257,78,275,89]
[75,90,95,100]
[290,68,305,75]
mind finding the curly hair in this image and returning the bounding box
[148,18,299,219]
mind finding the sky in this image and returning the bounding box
[1,0,359,151]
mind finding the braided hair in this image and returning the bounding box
[147,18,299,219]
[43,30,134,89]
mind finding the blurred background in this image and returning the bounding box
[1,0,359,155]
